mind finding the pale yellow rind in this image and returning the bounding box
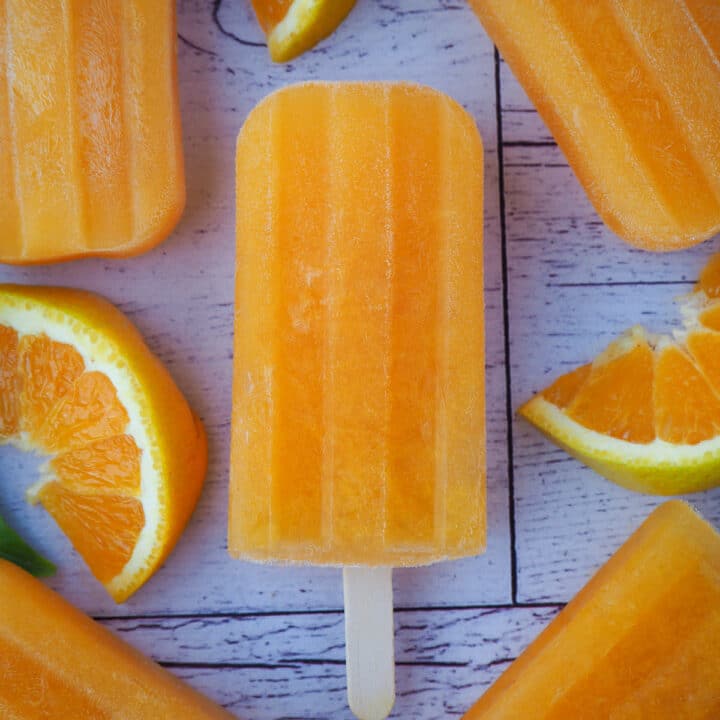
[267,0,357,63]
[520,396,720,495]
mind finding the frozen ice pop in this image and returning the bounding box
[0,559,235,718]
[230,81,486,565]
[230,82,486,718]
[0,0,184,263]
[463,501,720,719]
[468,0,720,251]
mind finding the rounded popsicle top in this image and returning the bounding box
[237,80,484,155]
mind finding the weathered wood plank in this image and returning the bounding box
[101,605,560,719]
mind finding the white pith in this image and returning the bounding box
[0,300,161,597]
[268,0,319,46]
[524,396,720,466]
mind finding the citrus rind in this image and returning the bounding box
[520,396,720,495]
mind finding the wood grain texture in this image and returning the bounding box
[99,605,560,719]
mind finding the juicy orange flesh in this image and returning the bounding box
[566,343,655,443]
[252,0,293,31]
[654,345,720,444]
[49,435,141,495]
[699,304,720,332]
[539,329,720,447]
[697,254,720,298]
[686,330,720,398]
[541,364,592,409]
[19,334,85,439]
[38,371,130,453]
[36,484,144,584]
[0,324,143,583]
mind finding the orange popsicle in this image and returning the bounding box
[230,82,485,719]
[463,501,720,719]
[469,0,720,251]
[0,0,184,263]
[229,82,486,566]
[0,559,234,718]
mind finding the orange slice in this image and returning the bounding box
[521,258,720,494]
[251,0,357,62]
[0,285,206,601]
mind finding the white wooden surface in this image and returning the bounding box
[1,1,720,718]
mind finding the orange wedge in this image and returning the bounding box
[521,256,720,495]
[0,285,206,602]
[251,0,357,62]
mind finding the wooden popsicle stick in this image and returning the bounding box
[343,566,395,720]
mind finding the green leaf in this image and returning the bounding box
[0,514,56,577]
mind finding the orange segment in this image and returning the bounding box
[49,435,141,496]
[0,325,18,436]
[566,341,655,443]
[18,335,85,438]
[654,345,720,444]
[252,0,292,31]
[37,483,144,584]
[38,371,130,452]
[697,253,720,298]
[541,363,591,409]
[685,330,720,396]
[699,304,720,332]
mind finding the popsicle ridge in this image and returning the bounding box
[121,0,184,254]
[77,0,132,250]
[8,0,84,259]
[0,0,21,257]
[321,83,393,557]
[231,82,486,566]
[386,86,441,550]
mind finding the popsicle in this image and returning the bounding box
[468,0,720,251]
[0,0,184,263]
[0,559,235,718]
[230,82,486,719]
[463,501,720,719]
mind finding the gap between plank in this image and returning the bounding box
[92,601,565,624]
[493,47,519,605]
